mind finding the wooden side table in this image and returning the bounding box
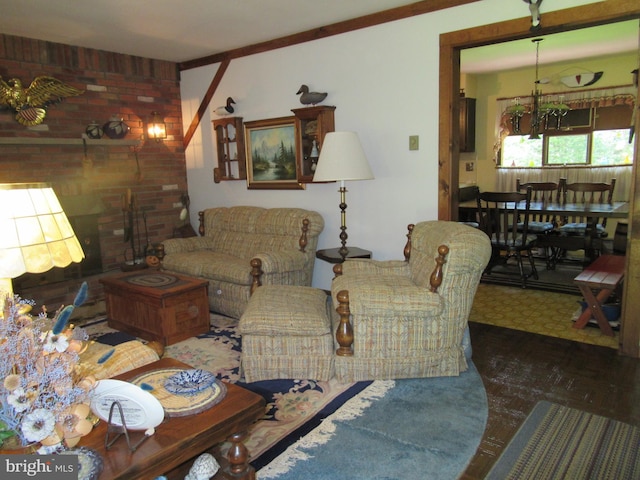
[316,246,371,264]
[573,254,625,336]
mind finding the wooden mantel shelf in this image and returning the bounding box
[0,135,141,146]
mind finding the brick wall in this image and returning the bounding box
[0,34,189,307]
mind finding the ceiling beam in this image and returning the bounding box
[178,0,479,71]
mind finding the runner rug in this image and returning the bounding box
[486,401,640,480]
[85,315,487,478]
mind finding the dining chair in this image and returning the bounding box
[515,178,565,269]
[551,178,616,267]
[515,178,565,234]
[476,186,538,288]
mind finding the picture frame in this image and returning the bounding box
[244,116,304,190]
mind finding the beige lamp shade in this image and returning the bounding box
[312,132,374,182]
[0,183,85,278]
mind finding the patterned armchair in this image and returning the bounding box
[330,221,491,382]
[161,206,324,319]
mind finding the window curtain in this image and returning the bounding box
[493,85,636,161]
[496,165,632,202]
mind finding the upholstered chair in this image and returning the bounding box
[330,220,491,382]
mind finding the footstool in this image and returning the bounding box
[238,285,335,382]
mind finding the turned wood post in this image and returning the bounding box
[225,431,255,480]
[198,211,205,236]
[335,290,354,356]
[333,263,343,278]
[404,223,414,261]
[250,258,263,295]
[429,245,449,293]
[299,218,309,252]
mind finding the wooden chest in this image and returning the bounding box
[100,271,209,345]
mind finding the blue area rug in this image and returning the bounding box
[89,318,487,478]
[260,363,487,480]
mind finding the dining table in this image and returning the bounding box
[458,199,630,220]
[458,199,630,263]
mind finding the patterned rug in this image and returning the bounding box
[469,283,618,349]
[83,315,387,471]
[486,401,640,479]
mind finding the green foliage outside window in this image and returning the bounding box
[502,128,634,167]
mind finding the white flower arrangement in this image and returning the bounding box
[0,282,97,453]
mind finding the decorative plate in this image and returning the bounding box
[59,447,103,480]
[164,369,217,395]
[130,368,227,417]
[90,379,165,430]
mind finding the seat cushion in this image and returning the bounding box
[558,223,607,236]
[239,285,331,336]
[517,221,554,233]
[491,233,538,248]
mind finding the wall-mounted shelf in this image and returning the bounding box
[291,106,335,183]
[0,135,141,146]
[213,117,246,183]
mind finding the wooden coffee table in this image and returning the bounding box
[101,271,209,345]
[80,357,265,480]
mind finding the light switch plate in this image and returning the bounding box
[409,135,419,151]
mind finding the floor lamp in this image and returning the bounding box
[0,183,85,312]
[312,132,374,258]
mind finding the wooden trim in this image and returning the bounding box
[182,59,230,149]
[178,0,478,71]
[438,0,640,357]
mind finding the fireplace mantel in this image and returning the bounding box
[0,136,141,146]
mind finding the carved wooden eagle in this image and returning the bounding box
[0,75,84,126]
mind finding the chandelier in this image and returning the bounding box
[507,38,570,139]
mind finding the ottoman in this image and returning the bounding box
[238,285,335,382]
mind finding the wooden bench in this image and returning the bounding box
[573,255,625,336]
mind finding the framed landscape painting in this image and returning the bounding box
[244,116,304,190]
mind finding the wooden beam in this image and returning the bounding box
[179,0,478,71]
[182,59,230,149]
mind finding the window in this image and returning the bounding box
[502,129,633,167]
[500,102,634,167]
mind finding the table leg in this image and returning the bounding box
[224,431,255,480]
[574,285,614,336]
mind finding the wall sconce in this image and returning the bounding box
[147,111,167,142]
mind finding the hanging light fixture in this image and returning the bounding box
[147,111,167,142]
[507,38,571,139]
[528,38,570,139]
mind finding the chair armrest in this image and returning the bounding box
[332,273,443,316]
[253,250,308,273]
[339,259,411,276]
[161,236,216,255]
[343,285,443,316]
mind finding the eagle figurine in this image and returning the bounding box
[0,75,84,126]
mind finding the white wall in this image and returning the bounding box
[180,0,596,290]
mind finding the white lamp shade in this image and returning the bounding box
[312,132,374,182]
[0,183,85,278]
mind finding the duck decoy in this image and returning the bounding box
[214,97,235,116]
[296,85,327,105]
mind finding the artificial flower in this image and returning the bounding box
[3,374,21,391]
[7,388,33,413]
[42,331,70,353]
[0,283,95,450]
[21,408,55,443]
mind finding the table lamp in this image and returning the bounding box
[0,183,85,310]
[313,131,374,257]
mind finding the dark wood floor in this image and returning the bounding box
[461,321,640,480]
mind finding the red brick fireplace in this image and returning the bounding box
[1,34,189,308]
